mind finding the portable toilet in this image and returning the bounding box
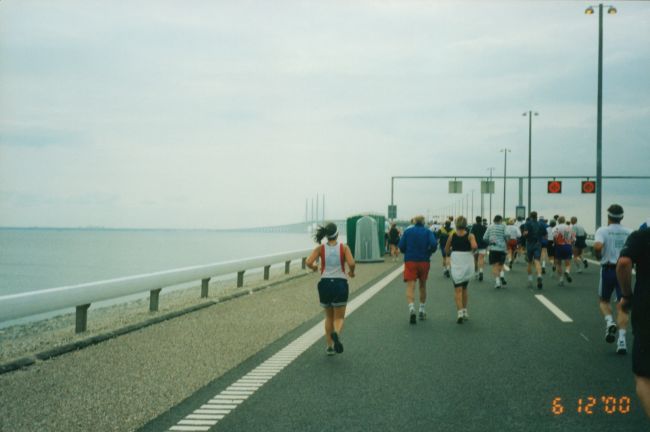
[346,213,386,256]
[354,216,384,262]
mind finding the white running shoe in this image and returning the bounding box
[616,338,627,355]
[462,309,469,321]
[457,310,464,324]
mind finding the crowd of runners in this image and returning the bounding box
[307,207,649,417]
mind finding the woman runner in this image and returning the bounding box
[445,216,478,323]
[388,222,401,261]
[306,222,355,355]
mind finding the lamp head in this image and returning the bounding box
[585,6,594,15]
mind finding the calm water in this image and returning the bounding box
[0,228,316,296]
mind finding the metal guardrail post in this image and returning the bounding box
[285,260,291,274]
[201,278,210,298]
[301,258,306,269]
[237,271,245,288]
[263,265,270,280]
[149,289,162,312]
[75,304,91,333]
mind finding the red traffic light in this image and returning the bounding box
[581,180,596,194]
[547,180,562,194]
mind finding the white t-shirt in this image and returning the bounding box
[572,224,586,237]
[505,225,521,240]
[554,224,576,246]
[594,224,632,265]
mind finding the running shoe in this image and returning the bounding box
[457,311,463,324]
[542,267,546,275]
[583,259,589,269]
[616,338,627,355]
[537,277,543,290]
[331,331,344,353]
[419,310,427,321]
[326,346,335,356]
[410,311,417,325]
[558,279,564,287]
[565,272,572,283]
[444,269,450,278]
[605,324,617,343]
[478,272,483,282]
[462,310,469,321]
[500,277,507,286]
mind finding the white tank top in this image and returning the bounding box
[320,242,347,280]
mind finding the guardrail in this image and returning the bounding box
[0,248,313,333]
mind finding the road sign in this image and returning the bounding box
[547,180,562,194]
[480,180,495,194]
[516,205,526,219]
[388,205,397,219]
[448,180,463,194]
[581,180,596,194]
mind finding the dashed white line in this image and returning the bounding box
[535,294,574,322]
[167,266,403,431]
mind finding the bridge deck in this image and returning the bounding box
[1,256,646,431]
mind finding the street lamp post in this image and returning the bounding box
[585,3,617,229]
[523,111,539,213]
[500,148,511,217]
[487,167,495,222]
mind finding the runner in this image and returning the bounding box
[398,215,438,324]
[594,204,632,354]
[483,215,508,289]
[546,219,557,272]
[438,220,454,278]
[505,218,521,270]
[617,221,650,417]
[539,216,550,274]
[470,216,488,282]
[305,222,355,355]
[570,216,589,273]
[513,216,526,265]
[554,216,576,286]
[445,216,478,324]
[521,211,545,290]
[388,222,401,262]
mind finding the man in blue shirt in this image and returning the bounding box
[399,215,437,324]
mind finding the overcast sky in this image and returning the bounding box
[1,0,648,231]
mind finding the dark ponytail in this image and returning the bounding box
[314,222,338,243]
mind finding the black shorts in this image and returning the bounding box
[633,333,650,378]
[488,250,506,265]
[317,278,349,308]
[575,236,587,249]
[546,241,555,257]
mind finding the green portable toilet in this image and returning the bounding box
[346,213,386,256]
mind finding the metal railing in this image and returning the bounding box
[0,248,313,333]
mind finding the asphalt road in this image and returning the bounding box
[139,256,648,432]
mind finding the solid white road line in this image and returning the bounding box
[167,265,403,432]
[170,426,210,431]
[535,294,574,322]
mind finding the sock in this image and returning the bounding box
[495,278,501,287]
[419,303,425,311]
[565,270,570,275]
[479,269,483,274]
[528,275,533,281]
[619,329,626,339]
[542,262,546,268]
[605,314,614,326]
[409,303,415,313]
[500,270,505,278]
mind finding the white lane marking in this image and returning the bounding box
[535,295,574,322]
[167,266,403,432]
[201,404,237,410]
[170,426,210,431]
[187,415,225,420]
[580,333,590,342]
[179,420,218,426]
[194,410,230,415]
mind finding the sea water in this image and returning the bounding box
[0,228,315,297]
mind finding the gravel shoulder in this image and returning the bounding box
[0,260,400,432]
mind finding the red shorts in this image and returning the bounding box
[507,239,518,251]
[403,261,430,282]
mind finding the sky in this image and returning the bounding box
[1,0,648,231]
